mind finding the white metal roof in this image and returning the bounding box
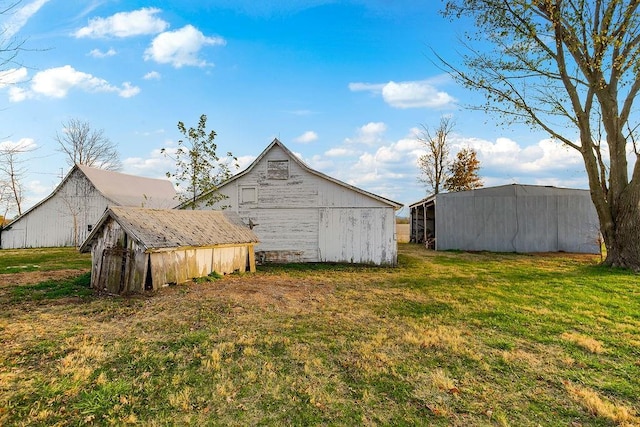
[409,184,591,208]
[77,164,177,208]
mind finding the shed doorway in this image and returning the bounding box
[410,199,436,248]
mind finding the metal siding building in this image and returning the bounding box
[410,184,600,254]
[191,139,403,265]
[80,207,259,294]
[1,165,177,249]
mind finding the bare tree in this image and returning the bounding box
[445,147,483,192]
[55,118,121,170]
[0,1,27,82]
[417,116,455,195]
[0,179,13,223]
[440,0,640,270]
[0,140,35,217]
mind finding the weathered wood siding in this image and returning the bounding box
[200,144,398,264]
[148,245,252,288]
[89,217,148,294]
[319,208,396,265]
[91,231,254,293]
[2,169,109,249]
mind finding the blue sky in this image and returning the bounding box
[0,0,589,217]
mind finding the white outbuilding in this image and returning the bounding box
[410,184,600,254]
[190,139,403,265]
[1,164,177,249]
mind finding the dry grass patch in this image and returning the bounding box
[403,323,466,353]
[565,382,639,426]
[561,331,605,354]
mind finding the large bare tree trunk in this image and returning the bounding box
[602,183,640,270]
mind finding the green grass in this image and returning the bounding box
[9,272,93,302]
[0,244,638,426]
[0,247,91,273]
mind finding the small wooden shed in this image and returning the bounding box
[79,206,259,294]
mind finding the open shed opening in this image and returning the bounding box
[410,198,436,248]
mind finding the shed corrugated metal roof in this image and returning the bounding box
[78,164,177,208]
[409,184,591,207]
[80,207,259,252]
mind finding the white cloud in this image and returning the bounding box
[144,25,226,68]
[294,130,318,144]
[89,48,117,58]
[456,136,583,175]
[9,65,141,101]
[345,122,387,145]
[1,0,50,38]
[324,147,358,157]
[74,7,169,38]
[349,77,456,109]
[118,82,141,98]
[123,147,255,180]
[287,109,315,116]
[123,148,174,178]
[236,155,256,171]
[8,87,28,102]
[144,71,162,80]
[0,138,37,151]
[0,67,28,88]
[348,82,385,92]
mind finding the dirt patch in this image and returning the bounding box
[159,275,335,312]
[0,269,89,287]
[0,268,335,311]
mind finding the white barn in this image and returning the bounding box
[410,184,600,254]
[1,164,177,249]
[191,139,403,265]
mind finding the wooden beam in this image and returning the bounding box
[248,244,256,273]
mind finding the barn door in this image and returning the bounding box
[96,247,132,294]
[319,208,392,265]
[318,208,366,263]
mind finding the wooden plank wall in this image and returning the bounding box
[149,245,253,289]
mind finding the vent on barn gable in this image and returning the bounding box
[267,160,289,180]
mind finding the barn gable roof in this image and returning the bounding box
[77,164,177,208]
[2,164,177,229]
[189,139,403,209]
[80,206,259,252]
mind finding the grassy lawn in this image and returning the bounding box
[0,244,638,426]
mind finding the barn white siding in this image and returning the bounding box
[1,169,110,249]
[319,208,395,264]
[195,140,401,265]
[1,165,177,250]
